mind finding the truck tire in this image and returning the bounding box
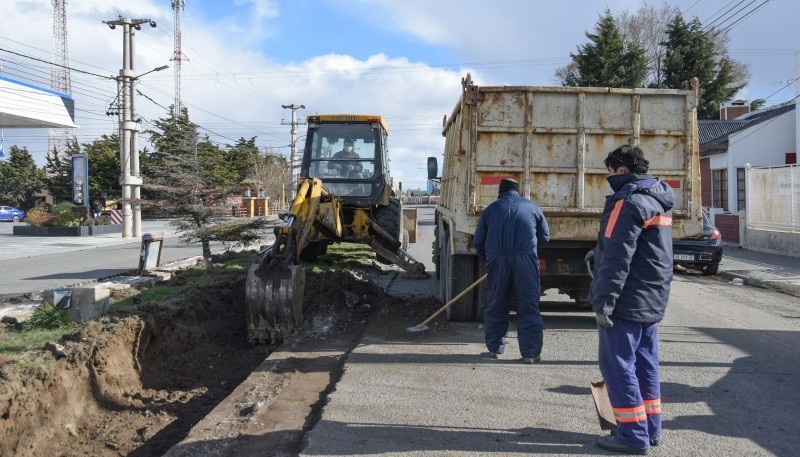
[439,230,449,304]
[374,197,402,264]
[446,254,479,322]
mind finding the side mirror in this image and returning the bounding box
[427,157,438,180]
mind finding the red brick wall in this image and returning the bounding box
[720,106,749,120]
[715,213,739,245]
[700,158,712,207]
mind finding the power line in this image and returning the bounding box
[717,0,773,34]
[0,46,113,80]
[703,0,751,30]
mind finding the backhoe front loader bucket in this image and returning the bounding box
[245,261,305,345]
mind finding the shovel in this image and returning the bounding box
[407,273,488,334]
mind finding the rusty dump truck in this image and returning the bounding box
[429,74,703,320]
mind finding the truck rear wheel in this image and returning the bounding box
[446,254,481,322]
[374,197,402,264]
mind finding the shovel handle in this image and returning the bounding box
[418,273,488,327]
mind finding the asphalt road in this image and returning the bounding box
[301,206,800,456]
[0,220,257,298]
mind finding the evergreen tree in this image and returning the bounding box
[142,110,271,270]
[0,145,46,208]
[44,141,77,203]
[559,10,648,88]
[83,134,122,200]
[662,15,744,118]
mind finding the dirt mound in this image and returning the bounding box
[0,261,432,457]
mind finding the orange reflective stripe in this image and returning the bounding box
[613,405,646,413]
[604,199,625,238]
[613,404,646,423]
[644,399,662,414]
[643,215,672,229]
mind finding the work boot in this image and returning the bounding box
[521,356,541,364]
[596,435,648,455]
[480,351,500,360]
[650,438,661,447]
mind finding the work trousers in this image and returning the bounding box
[483,253,543,358]
[598,317,662,450]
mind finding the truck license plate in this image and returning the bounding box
[673,254,694,261]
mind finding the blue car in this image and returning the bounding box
[0,205,26,222]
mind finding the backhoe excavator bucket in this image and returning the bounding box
[245,261,305,344]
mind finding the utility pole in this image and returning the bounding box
[281,103,306,196]
[104,16,158,238]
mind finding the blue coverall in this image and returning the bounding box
[589,173,674,451]
[473,190,550,358]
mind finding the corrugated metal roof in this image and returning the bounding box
[699,103,796,150]
[699,120,747,145]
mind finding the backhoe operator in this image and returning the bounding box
[328,139,363,176]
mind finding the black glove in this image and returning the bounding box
[595,313,613,329]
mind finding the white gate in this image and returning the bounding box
[746,164,800,233]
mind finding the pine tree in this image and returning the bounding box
[559,10,648,88]
[0,145,46,208]
[83,134,122,200]
[43,141,76,203]
[142,110,271,270]
[662,14,745,118]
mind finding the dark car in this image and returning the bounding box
[673,210,723,275]
[0,205,26,222]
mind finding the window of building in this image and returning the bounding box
[712,169,728,212]
[736,168,746,212]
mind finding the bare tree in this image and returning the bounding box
[250,147,291,208]
[616,3,679,87]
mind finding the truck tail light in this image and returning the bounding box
[539,259,547,275]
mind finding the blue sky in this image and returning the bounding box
[1,0,798,191]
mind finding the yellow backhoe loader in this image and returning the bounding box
[246,114,428,344]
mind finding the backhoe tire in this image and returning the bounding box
[374,197,402,264]
[299,241,324,261]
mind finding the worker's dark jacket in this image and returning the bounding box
[474,190,550,265]
[589,174,674,323]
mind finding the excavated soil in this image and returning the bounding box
[0,258,443,457]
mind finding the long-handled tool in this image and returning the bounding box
[407,273,488,334]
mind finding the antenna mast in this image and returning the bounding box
[49,0,73,157]
[171,0,189,115]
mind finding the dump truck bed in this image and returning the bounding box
[439,80,702,244]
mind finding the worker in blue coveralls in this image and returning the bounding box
[587,144,673,455]
[473,178,550,364]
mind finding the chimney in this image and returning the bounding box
[720,100,750,120]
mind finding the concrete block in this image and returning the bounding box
[65,287,110,323]
[147,271,173,282]
[42,288,73,309]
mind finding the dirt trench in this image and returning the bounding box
[0,262,440,457]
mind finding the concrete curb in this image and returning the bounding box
[717,270,800,298]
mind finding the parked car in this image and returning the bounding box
[0,206,26,222]
[673,210,723,275]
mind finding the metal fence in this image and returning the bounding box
[746,164,800,233]
[403,196,439,206]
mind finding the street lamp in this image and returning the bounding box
[135,65,169,80]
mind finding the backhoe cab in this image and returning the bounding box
[246,114,427,344]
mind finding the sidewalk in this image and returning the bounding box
[716,246,800,297]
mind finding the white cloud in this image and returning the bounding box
[2,0,796,194]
